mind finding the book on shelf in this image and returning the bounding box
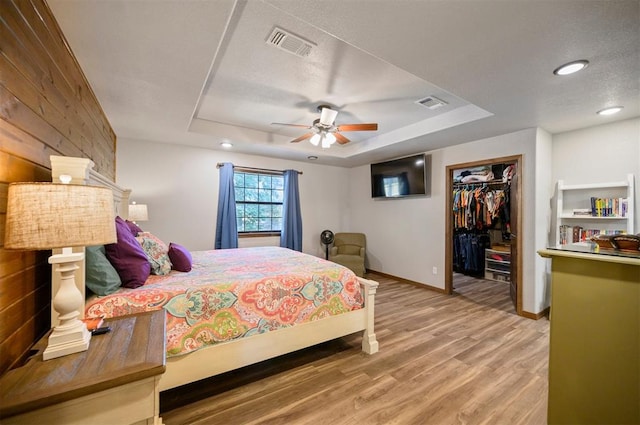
[558,225,625,245]
[559,225,584,244]
[572,208,592,216]
[589,197,628,217]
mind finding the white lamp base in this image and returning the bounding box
[44,250,91,361]
[43,325,91,360]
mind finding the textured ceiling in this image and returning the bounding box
[48,0,640,167]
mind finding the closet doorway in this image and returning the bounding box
[444,155,523,315]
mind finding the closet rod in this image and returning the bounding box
[216,163,302,175]
[453,180,505,187]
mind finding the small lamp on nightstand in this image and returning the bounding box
[4,182,116,360]
[128,201,148,224]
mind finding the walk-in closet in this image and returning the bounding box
[445,155,523,315]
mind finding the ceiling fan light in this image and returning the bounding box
[319,108,338,126]
[321,135,332,149]
[325,132,336,145]
[309,134,321,146]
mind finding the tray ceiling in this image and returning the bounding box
[47,0,640,166]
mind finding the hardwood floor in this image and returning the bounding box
[161,272,549,425]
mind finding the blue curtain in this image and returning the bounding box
[215,163,238,249]
[280,170,302,251]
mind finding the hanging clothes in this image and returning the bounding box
[452,184,507,231]
[452,179,512,278]
[453,231,491,276]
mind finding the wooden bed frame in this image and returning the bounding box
[50,155,379,392]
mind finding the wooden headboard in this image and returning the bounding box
[50,156,131,325]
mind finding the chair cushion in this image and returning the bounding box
[330,254,365,277]
[340,244,361,255]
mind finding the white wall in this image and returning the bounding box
[551,118,640,233]
[116,138,350,256]
[535,128,553,310]
[116,119,638,317]
[348,128,550,314]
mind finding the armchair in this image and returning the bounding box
[329,232,366,277]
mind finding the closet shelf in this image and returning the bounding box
[453,180,506,187]
[486,258,510,265]
[484,248,511,283]
[485,267,510,274]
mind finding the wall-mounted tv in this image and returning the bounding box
[371,153,431,198]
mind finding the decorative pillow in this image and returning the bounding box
[125,220,143,236]
[105,216,151,288]
[85,245,122,296]
[168,242,192,272]
[136,232,172,275]
[136,231,165,247]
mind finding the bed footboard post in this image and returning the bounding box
[358,277,379,354]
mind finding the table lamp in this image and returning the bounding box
[128,201,148,224]
[4,182,116,360]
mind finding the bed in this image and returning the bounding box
[50,155,379,392]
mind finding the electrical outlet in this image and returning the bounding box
[432,266,437,275]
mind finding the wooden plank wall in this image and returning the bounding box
[0,0,116,373]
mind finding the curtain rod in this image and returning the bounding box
[216,163,302,175]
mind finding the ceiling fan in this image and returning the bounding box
[271,105,378,148]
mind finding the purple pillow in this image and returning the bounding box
[168,242,192,272]
[105,216,151,288]
[125,219,143,236]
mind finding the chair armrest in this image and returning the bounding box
[359,247,365,258]
[330,246,338,256]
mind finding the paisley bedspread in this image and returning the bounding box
[85,246,363,357]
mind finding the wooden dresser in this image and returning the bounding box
[0,311,166,425]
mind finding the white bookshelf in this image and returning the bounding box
[555,174,635,246]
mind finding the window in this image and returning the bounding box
[383,176,401,197]
[234,171,284,233]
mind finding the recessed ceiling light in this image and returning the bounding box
[553,60,589,76]
[597,106,623,116]
[307,155,318,160]
[221,142,233,148]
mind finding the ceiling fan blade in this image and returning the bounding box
[290,133,314,143]
[336,123,378,132]
[319,107,338,126]
[335,133,351,145]
[271,122,312,128]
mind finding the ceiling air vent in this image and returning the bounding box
[267,27,314,58]
[416,96,448,110]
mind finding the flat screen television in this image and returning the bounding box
[371,153,430,198]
